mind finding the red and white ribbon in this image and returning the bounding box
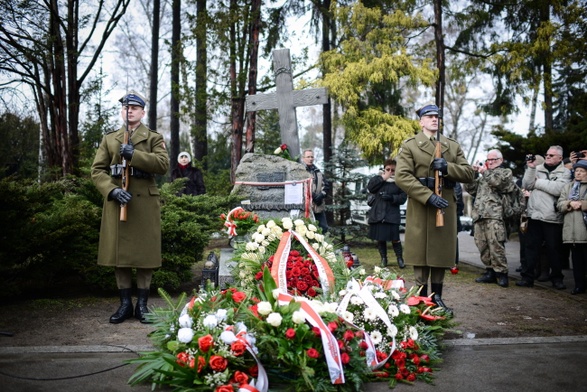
[277,292,345,385]
[224,207,243,236]
[221,327,268,392]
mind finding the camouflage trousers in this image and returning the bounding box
[473,218,508,273]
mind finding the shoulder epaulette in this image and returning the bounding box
[105,128,118,135]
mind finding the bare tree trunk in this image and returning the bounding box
[149,0,160,131]
[193,0,208,166]
[540,3,554,133]
[170,0,181,172]
[244,0,261,154]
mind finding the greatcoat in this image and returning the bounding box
[91,123,170,268]
[395,132,475,268]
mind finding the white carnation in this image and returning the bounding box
[178,314,193,328]
[203,314,218,328]
[215,309,228,322]
[177,328,194,343]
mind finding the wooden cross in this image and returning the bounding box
[245,48,329,159]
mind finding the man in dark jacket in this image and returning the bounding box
[367,159,407,268]
[302,149,330,233]
[91,91,170,324]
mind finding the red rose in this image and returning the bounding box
[306,287,317,297]
[281,143,287,150]
[341,352,350,365]
[307,348,320,359]
[215,385,234,392]
[249,365,259,377]
[197,356,206,372]
[407,373,416,382]
[327,321,338,332]
[296,281,308,292]
[395,372,403,380]
[249,304,259,318]
[290,249,300,257]
[312,327,321,337]
[231,370,249,384]
[198,334,214,352]
[209,355,228,372]
[359,341,368,350]
[285,328,296,340]
[255,271,263,280]
[343,330,355,341]
[231,340,247,356]
[232,291,246,303]
[420,354,430,363]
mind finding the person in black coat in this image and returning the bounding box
[170,152,206,196]
[367,159,408,268]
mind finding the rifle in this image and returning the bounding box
[120,102,130,222]
[434,107,444,227]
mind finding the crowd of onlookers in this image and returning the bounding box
[467,146,587,295]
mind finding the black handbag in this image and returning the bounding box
[367,193,376,207]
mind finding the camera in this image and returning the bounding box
[573,151,586,158]
[525,154,536,162]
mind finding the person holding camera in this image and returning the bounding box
[396,104,475,313]
[465,149,516,287]
[302,149,330,233]
[556,159,587,294]
[367,159,407,268]
[516,146,571,289]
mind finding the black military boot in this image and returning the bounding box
[496,272,509,287]
[392,241,405,269]
[135,288,152,324]
[380,256,388,267]
[431,283,453,315]
[475,268,497,283]
[419,284,428,297]
[110,288,133,324]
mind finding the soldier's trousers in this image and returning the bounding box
[473,218,508,273]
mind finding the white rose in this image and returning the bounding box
[325,302,339,313]
[257,301,272,315]
[272,288,281,300]
[308,224,317,232]
[292,310,305,324]
[282,218,293,230]
[312,242,319,250]
[306,230,315,239]
[257,224,266,233]
[261,228,271,236]
[258,246,266,255]
[177,328,194,343]
[266,220,276,228]
[178,314,193,328]
[374,266,381,274]
[293,219,305,227]
[266,312,283,327]
[274,146,283,154]
[245,241,259,251]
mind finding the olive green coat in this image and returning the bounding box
[395,132,474,268]
[91,123,170,268]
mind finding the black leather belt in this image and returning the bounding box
[418,177,455,190]
[110,164,153,179]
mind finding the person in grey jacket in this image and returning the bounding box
[517,145,571,289]
[556,159,587,294]
[367,159,407,268]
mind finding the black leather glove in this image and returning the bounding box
[380,192,393,201]
[109,188,132,205]
[120,143,135,160]
[313,192,325,205]
[427,194,449,209]
[432,158,448,176]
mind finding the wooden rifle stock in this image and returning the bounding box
[120,118,130,222]
[434,138,444,227]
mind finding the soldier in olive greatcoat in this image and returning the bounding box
[91,92,170,324]
[396,104,474,313]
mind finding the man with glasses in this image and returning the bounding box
[517,145,571,289]
[396,104,474,313]
[465,149,516,287]
[302,149,330,233]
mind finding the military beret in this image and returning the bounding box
[573,159,587,171]
[416,104,439,118]
[119,92,146,108]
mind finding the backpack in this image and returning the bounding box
[501,184,525,223]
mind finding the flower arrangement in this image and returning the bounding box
[130,217,454,391]
[273,143,296,162]
[220,207,260,237]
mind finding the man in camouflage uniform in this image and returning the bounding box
[465,149,514,287]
